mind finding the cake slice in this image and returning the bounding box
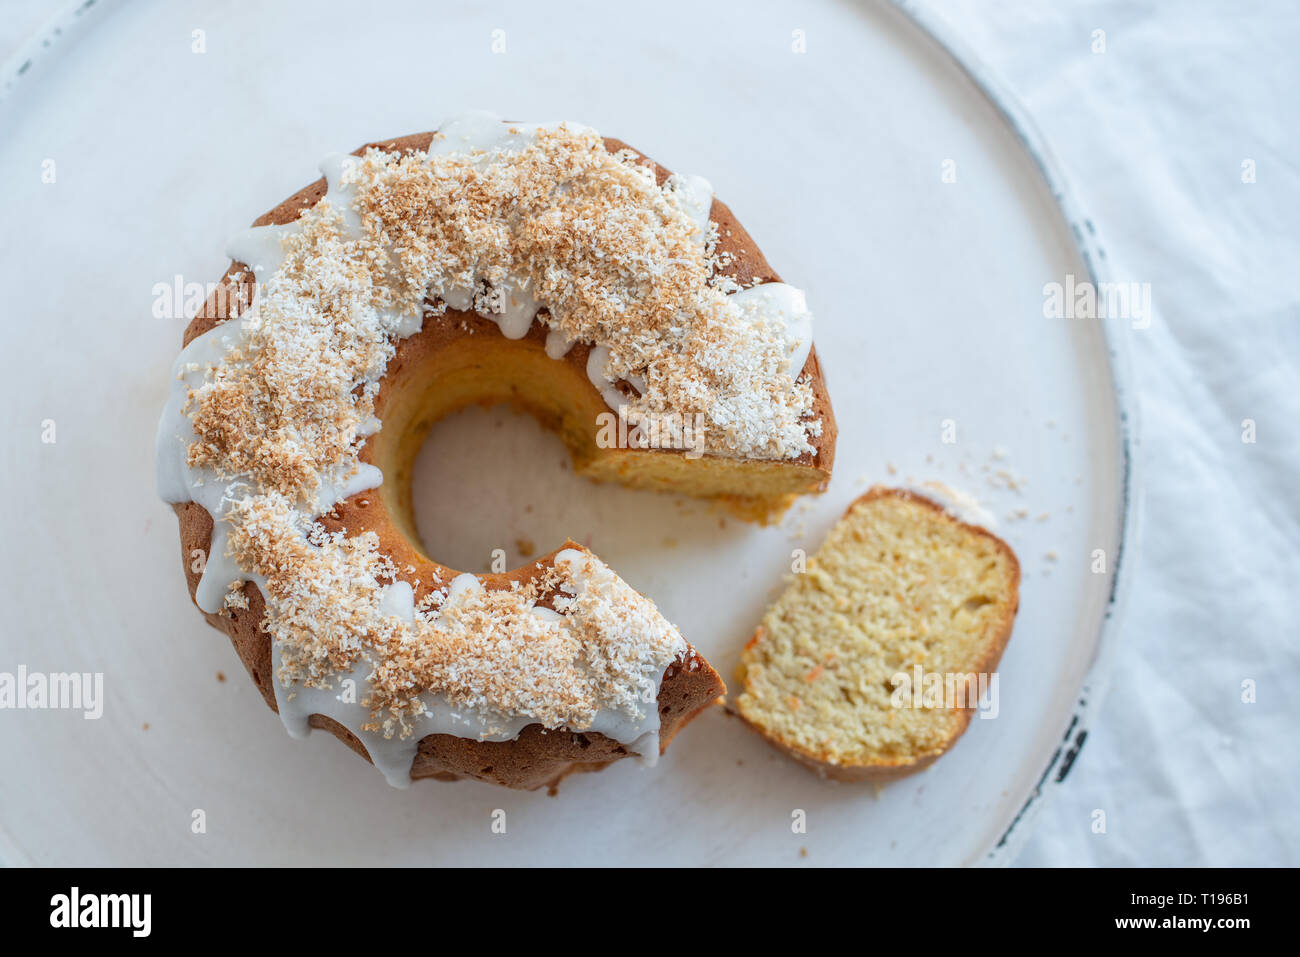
[736,487,1020,780]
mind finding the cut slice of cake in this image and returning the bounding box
[736,486,1020,781]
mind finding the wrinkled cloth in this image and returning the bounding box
[929,0,1299,866]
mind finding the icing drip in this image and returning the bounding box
[664,173,715,243]
[545,328,575,359]
[729,283,814,380]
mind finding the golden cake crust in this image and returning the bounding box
[171,129,840,790]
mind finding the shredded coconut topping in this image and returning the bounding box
[223,494,684,736]
[185,206,402,505]
[181,122,818,735]
[345,126,819,460]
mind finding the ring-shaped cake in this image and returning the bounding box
[157,113,836,790]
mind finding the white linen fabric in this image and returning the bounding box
[929,0,1299,866]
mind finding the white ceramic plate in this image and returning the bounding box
[0,0,1137,865]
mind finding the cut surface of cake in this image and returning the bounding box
[736,487,1019,780]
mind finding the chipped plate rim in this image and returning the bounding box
[885,0,1143,865]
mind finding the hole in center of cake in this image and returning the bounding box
[409,403,722,575]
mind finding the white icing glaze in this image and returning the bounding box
[427,111,594,159]
[728,282,814,377]
[377,578,416,619]
[486,281,540,339]
[226,225,299,284]
[319,152,365,234]
[545,328,575,359]
[157,111,813,785]
[584,345,628,411]
[665,173,714,243]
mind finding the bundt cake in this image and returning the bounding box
[156,112,837,790]
[736,487,1019,781]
